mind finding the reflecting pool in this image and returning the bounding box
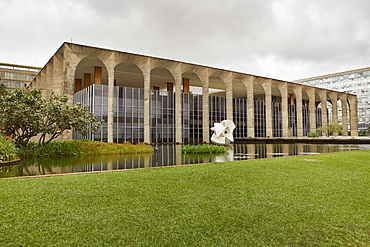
[1,143,370,178]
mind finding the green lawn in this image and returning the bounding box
[1,150,370,246]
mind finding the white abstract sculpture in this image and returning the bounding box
[210,120,236,145]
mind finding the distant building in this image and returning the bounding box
[294,67,370,132]
[0,63,41,89]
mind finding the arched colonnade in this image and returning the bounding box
[32,43,358,144]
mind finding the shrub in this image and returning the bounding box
[181,144,228,154]
[308,132,320,138]
[0,135,18,162]
[17,141,79,158]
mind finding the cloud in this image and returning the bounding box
[1,0,370,81]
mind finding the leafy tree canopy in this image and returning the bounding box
[0,83,102,146]
[317,122,343,137]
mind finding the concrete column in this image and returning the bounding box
[224,74,233,121]
[307,88,316,134]
[348,95,358,136]
[295,87,303,137]
[319,91,328,128]
[174,68,182,143]
[340,96,349,136]
[330,93,338,136]
[94,66,102,84]
[263,79,272,137]
[142,63,151,144]
[280,83,289,137]
[202,73,210,143]
[244,77,254,138]
[107,67,115,143]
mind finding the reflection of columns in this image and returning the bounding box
[144,155,150,168]
[320,91,328,127]
[307,88,316,133]
[340,96,348,136]
[310,144,317,154]
[94,66,102,84]
[266,144,273,158]
[281,83,289,137]
[175,144,182,166]
[224,74,233,121]
[174,68,182,143]
[245,77,254,138]
[282,144,289,157]
[107,66,115,143]
[247,144,255,160]
[202,73,210,143]
[142,62,151,144]
[295,87,303,137]
[297,144,304,154]
[348,95,359,136]
[264,79,273,137]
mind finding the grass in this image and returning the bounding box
[17,140,153,158]
[1,150,370,246]
[181,144,228,153]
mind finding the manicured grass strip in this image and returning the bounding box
[181,144,228,153]
[1,151,370,246]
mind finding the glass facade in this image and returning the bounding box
[296,69,370,131]
[115,86,144,143]
[0,63,41,89]
[272,102,282,137]
[254,100,266,137]
[73,84,108,141]
[302,102,310,136]
[182,93,203,144]
[74,84,325,143]
[150,90,176,144]
[233,98,248,138]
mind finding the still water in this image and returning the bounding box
[1,143,370,178]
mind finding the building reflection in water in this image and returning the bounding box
[1,143,370,178]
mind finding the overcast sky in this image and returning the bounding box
[1,0,369,81]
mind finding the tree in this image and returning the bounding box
[0,83,102,146]
[317,122,343,137]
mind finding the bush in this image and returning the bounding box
[308,132,320,138]
[181,144,228,154]
[18,141,79,158]
[17,140,154,158]
[0,135,18,162]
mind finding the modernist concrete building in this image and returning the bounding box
[29,43,358,144]
[294,67,370,133]
[0,62,41,89]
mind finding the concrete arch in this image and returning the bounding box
[181,71,203,94]
[74,57,108,92]
[253,77,266,100]
[151,67,175,91]
[114,62,144,88]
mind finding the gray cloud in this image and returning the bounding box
[1,0,370,81]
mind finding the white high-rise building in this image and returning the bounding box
[294,68,370,133]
